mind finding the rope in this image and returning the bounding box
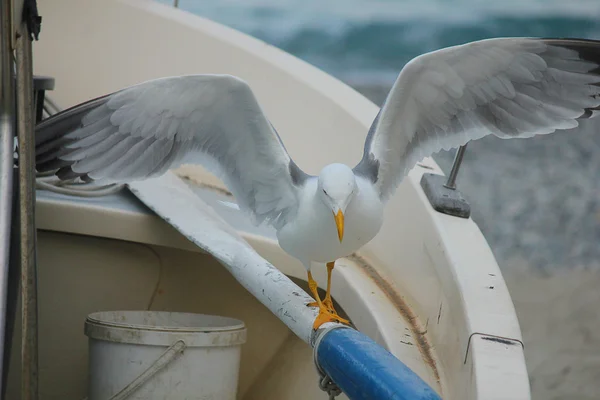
[36,179,125,198]
[318,373,342,400]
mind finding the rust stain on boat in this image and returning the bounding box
[348,253,441,384]
[178,174,233,197]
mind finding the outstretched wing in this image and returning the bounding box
[354,38,600,201]
[36,74,309,229]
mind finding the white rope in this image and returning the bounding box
[36,179,125,198]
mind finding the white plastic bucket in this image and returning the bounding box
[85,311,246,400]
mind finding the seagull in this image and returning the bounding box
[35,38,600,329]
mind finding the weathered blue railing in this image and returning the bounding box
[316,327,441,400]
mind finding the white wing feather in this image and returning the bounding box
[354,38,600,201]
[36,75,306,229]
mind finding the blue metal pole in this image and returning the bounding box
[315,328,442,400]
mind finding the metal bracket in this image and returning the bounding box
[420,144,471,219]
[420,173,471,219]
[32,75,54,123]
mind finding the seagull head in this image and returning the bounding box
[317,163,357,243]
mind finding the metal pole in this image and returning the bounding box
[4,169,20,400]
[0,0,16,398]
[15,19,39,400]
[445,144,468,190]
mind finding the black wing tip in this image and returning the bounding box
[539,38,600,67]
[35,137,76,175]
[34,94,112,181]
[35,93,111,147]
[538,37,600,55]
[35,162,92,183]
[35,151,94,183]
[538,37,600,46]
[36,157,73,173]
[56,166,91,182]
[538,37,600,78]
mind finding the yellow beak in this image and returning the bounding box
[334,209,344,242]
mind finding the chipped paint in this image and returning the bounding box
[348,253,441,384]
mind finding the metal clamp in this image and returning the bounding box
[313,325,343,399]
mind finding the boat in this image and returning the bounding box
[2,0,531,398]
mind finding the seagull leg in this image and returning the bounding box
[306,271,322,309]
[322,261,336,312]
[307,262,339,314]
[307,271,349,329]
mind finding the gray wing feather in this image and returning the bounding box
[354,38,600,201]
[35,75,306,229]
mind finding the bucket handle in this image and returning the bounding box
[108,340,187,400]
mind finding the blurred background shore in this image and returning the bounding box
[163,1,600,397]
